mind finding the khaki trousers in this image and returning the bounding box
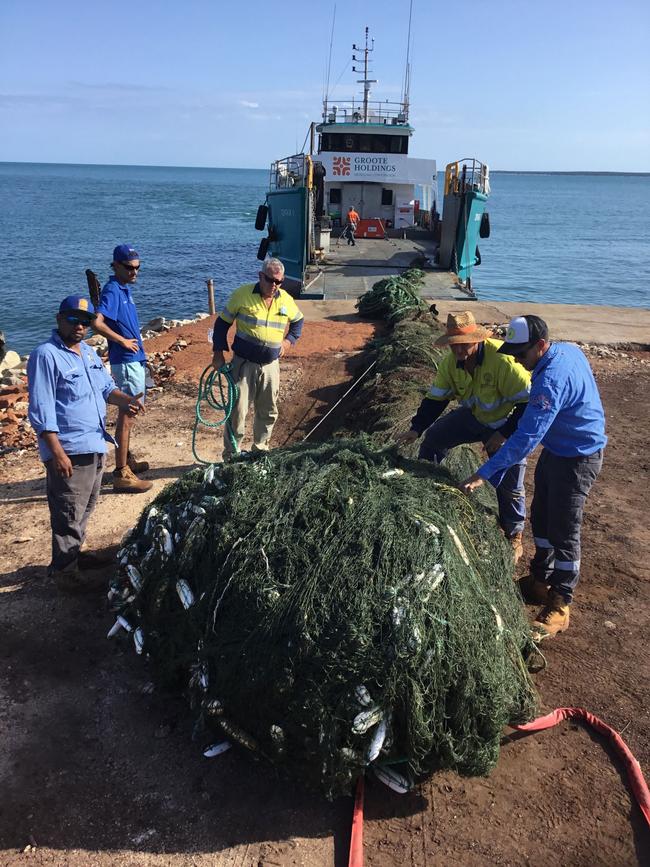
[223,354,280,457]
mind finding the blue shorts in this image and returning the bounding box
[111,361,146,400]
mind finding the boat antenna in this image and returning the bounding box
[323,5,336,114]
[402,0,414,120]
[352,27,376,123]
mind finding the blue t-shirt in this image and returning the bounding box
[97,276,146,365]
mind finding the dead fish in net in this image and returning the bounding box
[373,765,412,794]
[176,579,195,609]
[352,706,383,735]
[490,604,504,636]
[126,564,143,593]
[219,718,258,751]
[366,718,388,763]
[143,507,159,538]
[203,741,231,758]
[205,698,224,716]
[133,627,144,655]
[107,614,132,638]
[355,684,373,707]
[381,468,404,480]
[413,514,441,535]
[156,527,174,557]
[447,524,470,566]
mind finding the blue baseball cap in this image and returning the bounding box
[58,295,97,318]
[113,244,140,263]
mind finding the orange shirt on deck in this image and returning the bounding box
[347,209,359,225]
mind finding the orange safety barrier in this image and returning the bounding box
[348,776,365,867]
[355,218,386,239]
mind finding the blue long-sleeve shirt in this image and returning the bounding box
[97,276,146,365]
[477,343,606,482]
[27,330,118,461]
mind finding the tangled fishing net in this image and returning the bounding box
[356,268,429,323]
[109,438,537,798]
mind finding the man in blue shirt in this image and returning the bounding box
[93,244,151,493]
[27,296,146,592]
[460,315,606,640]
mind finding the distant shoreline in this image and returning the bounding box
[0,160,648,178]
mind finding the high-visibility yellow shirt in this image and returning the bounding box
[215,282,304,365]
[426,338,531,429]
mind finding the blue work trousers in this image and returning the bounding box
[530,448,603,603]
[419,407,526,536]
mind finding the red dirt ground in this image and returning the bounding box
[0,316,648,866]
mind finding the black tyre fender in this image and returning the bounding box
[479,211,490,239]
[475,246,481,266]
[256,237,270,261]
[450,246,458,273]
[255,204,268,231]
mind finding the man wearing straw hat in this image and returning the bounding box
[397,311,531,561]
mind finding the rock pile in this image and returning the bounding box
[0,341,34,455]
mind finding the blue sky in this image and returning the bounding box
[1,0,648,171]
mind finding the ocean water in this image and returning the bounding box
[1,162,648,356]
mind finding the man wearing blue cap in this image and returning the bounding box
[27,296,147,592]
[93,244,151,493]
[460,315,606,641]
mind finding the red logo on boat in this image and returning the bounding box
[333,157,351,176]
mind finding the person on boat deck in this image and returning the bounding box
[460,315,606,641]
[211,257,304,458]
[345,206,360,246]
[27,295,146,593]
[93,244,152,494]
[396,311,531,562]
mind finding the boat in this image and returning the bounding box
[253,23,491,301]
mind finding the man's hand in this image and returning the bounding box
[278,339,292,358]
[125,392,145,417]
[395,430,419,445]
[212,350,226,369]
[459,472,485,495]
[484,432,506,456]
[121,337,140,354]
[52,452,73,478]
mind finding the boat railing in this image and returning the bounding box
[270,153,311,190]
[321,99,410,125]
[444,159,490,196]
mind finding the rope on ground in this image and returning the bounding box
[192,364,239,464]
[513,707,650,829]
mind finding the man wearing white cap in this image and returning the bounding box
[397,311,531,560]
[460,315,607,640]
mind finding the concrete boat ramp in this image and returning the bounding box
[300,296,650,347]
[305,234,469,300]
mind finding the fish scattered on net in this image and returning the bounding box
[356,268,429,324]
[108,438,538,798]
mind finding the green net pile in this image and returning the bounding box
[356,268,429,323]
[109,438,537,798]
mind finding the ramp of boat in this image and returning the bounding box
[304,235,468,300]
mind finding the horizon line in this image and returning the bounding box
[0,159,648,177]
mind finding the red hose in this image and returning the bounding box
[348,775,365,867]
[513,707,650,829]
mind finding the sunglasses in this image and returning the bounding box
[119,263,140,272]
[262,272,283,286]
[64,315,93,326]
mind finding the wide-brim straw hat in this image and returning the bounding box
[434,311,492,346]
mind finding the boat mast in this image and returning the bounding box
[402,0,414,121]
[352,27,376,123]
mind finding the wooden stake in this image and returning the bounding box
[206,279,216,315]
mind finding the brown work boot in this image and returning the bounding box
[508,532,524,563]
[113,465,153,493]
[531,592,571,641]
[518,574,552,605]
[127,451,150,474]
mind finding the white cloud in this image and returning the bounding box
[240,100,259,109]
